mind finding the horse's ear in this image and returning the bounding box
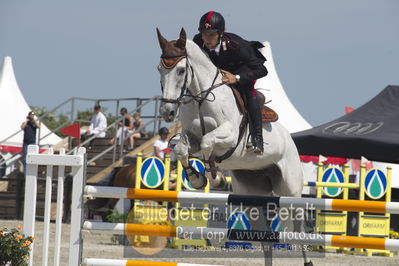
[176,27,186,49]
[156,28,167,51]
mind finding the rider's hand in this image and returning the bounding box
[220,70,238,85]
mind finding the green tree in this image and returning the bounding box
[30,106,115,137]
[76,109,94,126]
[31,106,69,137]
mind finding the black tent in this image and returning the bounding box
[292,85,399,164]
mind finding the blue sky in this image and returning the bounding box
[1,0,398,126]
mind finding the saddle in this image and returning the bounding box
[231,87,278,122]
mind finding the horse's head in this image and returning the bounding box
[157,28,192,122]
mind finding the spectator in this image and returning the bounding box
[153,127,169,159]
[80,104,107,141]
[108,107,133,148]
[21,111,40,169]
[127,112,145,151]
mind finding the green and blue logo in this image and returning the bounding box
[225,212,253,249]
[322,167,345,197]
[271,215,283,232]
[271,215,292,250]
[364,169,387,199]
[140,157,165,188]
[227,212,251,230]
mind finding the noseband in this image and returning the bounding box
[160,55,224,107]
[160,55,193,105]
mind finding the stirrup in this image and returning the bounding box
[253,145,263,155]
[246,142,255,151]
[245,133,255,151]
[253,138,264,155]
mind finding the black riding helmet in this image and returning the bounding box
[159,127,169,135]
[198,11,225,33]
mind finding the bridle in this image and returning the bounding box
[160,55,224,106]
[159,52,248,164]
[160,55,193,105]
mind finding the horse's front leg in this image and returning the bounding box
[174,133,207,189]
[201,121,236,188]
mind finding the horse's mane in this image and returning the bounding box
[186,40,218,73]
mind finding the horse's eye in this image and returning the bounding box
[177,68,185,75]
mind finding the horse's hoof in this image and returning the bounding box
[245,144,255,152]
[184,167,208,189]
[253,146,264,155]
[304,261,313,266]
[209,172,227,190]
[188,174,208,189]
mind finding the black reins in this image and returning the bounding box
[159,54,247,163]
[160,56,224,106]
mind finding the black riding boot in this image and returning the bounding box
[247,94,264,154]
[246,117,255,150]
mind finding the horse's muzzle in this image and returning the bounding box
[160,103,177,122]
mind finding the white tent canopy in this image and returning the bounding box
[256,41,311,133]
[255,42,315,190]
[0,56,61,148]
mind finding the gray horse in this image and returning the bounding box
[157,28,312,266]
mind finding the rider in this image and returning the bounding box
[193,11,267,154]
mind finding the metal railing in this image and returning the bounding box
[0,96,163,173]
[69,97,161,164]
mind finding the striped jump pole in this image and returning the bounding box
[84,186,399,214]
[304,181,359,189]
[83,222,399,251]
[83,258,225,266]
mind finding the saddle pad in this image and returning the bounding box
[262,105,278,122]
[231,87,278,123]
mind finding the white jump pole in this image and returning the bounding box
[83,222,399,251]
[84,185,399,214]
[83,258,226,266]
